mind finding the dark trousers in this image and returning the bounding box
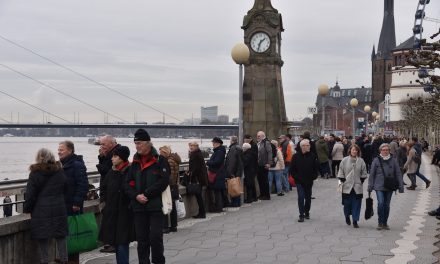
[207,188,223,212]
[163,199,177,229]
[331,160,341,178]
[296,183,313,217]
[115,244,129,264]
[257,166,270,198]
[244,173,257,202]
[195,192,206,216]
[318,161,330,177]
[134,211,165,264]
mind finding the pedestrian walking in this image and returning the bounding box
[206,137,227,212]
[186,141,207,218]
[279,135,293,192]
[315,136,330,179]
[225,136,243,207]
[24,148,68,264]
[409,137,431,189]
[256,131,272,200]
[337,144,368,228]
[3,195,13,217]
[289,139,319,222]
[99,146,134,264]
[268,140,285,196]
[368,143,404,230]
[58,140,89,264]
[124,129,170,264]
[331,137,344,178]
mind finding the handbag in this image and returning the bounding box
[364,192,374,220]
[288,175,296,187]
[162,185,173,215]
[67,212,98,254]
[176,195,186,219]
[186,173,202,195]
[227,177,243,198]
[207,170,217,184]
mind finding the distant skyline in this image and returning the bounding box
[0,0,439,123]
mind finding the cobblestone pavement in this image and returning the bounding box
[83,155,439,264]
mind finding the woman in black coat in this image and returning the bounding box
[206,137,227,212]
[99,146,134,264]
[186,141,208,218]
[242,143,257,203]
[24,148,68,264]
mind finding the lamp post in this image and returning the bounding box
[231,43,250,146]
[350,98,358,137]
[318,84,329,135]
[364,105,371,134]
[371,111,377,135]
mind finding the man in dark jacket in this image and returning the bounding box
[244,134,258,202]
[290,139,319,222]
[225,136,243,207]
[3,195,12,217]
[58,140,89,264]
[125,129,169,264]
[256,131,272,200]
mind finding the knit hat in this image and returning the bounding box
[211,137,223,144]
[134,128,150,141]
[113,146,130,162]
[242,143,251,151]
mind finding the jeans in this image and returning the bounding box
[415,164,429,183]
[134,211,165,264]
[268,170,283,194]
[230,196,241,207]
[115,244,129,264]
[376,190,393,225]
[296,183,313,217]
[37,237,67,263]
[342,190,362,222]
[281,166,290,192]
[257,166,270,198]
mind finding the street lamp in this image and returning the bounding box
[350,98,359,137]
[364,105,371,134]
[318,84,329,135]
[231,43,250,146]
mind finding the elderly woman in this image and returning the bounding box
[186,141,207,218]
[268,140,285,196]
[368,143,404,230]
[24,148,68,264]
[337,144,368,228]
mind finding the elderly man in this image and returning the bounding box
[290,139,319,222]
[225,136,243,207]
[125,129,170,264]
[256,131,272,200]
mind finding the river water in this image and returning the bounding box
[0,137,227,181]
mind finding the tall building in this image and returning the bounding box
[217,115,229,124]
[371,0,396,107]
[201,106,218,122]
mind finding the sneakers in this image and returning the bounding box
[426,180,431,189]
[383,224,390,230]
[298,216,304,222]
[353,221,359,228]
[406,186,416,190]
[376,224,384,230]
[345,216,351,226]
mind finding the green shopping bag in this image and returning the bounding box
[67,212,98,254]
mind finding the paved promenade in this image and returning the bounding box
[82,155,439,264]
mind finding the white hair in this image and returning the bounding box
[300,139,310,146]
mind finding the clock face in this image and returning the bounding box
[250,32,270,53]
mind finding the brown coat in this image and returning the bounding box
[167,153,182,186]
[188,149,208,186]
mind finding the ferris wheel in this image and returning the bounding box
[413,0,430,49]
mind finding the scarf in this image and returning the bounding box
[380,154,391,160]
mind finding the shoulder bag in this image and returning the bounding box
[186,172,202,195]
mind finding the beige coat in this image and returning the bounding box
[404,147,418,174]
[269,148,285,171]
[332,142,344,161]
[337,156,368,194]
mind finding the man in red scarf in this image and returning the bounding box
[125,129,170,264]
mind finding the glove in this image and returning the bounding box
[338,178,346,183]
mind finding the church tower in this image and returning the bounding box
[372,0,396,107]
[241,0,288,139]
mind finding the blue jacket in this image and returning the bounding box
[61,154,89,216]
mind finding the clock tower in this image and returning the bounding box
[242,0,288,139]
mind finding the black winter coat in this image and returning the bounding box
[24,162,68,240]
[99,163,135,245]
[225,143,243,178]
[97,144,121,187]
[242,149,256,179]
[188,149,208,186]
[61,154,89,216]
[206,145,227,190]
[289,151,319,186]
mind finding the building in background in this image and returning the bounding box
[201,106,218,123]
[217,115,229,124]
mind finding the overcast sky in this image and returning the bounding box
[0,0,439,124]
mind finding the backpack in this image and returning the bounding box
[263,139,277,168]
[413,152,421,164]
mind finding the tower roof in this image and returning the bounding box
[377,0,396,59]
[250,0,277,13]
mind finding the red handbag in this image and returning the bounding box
[288,175,296,187]
[207,171,217,184]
